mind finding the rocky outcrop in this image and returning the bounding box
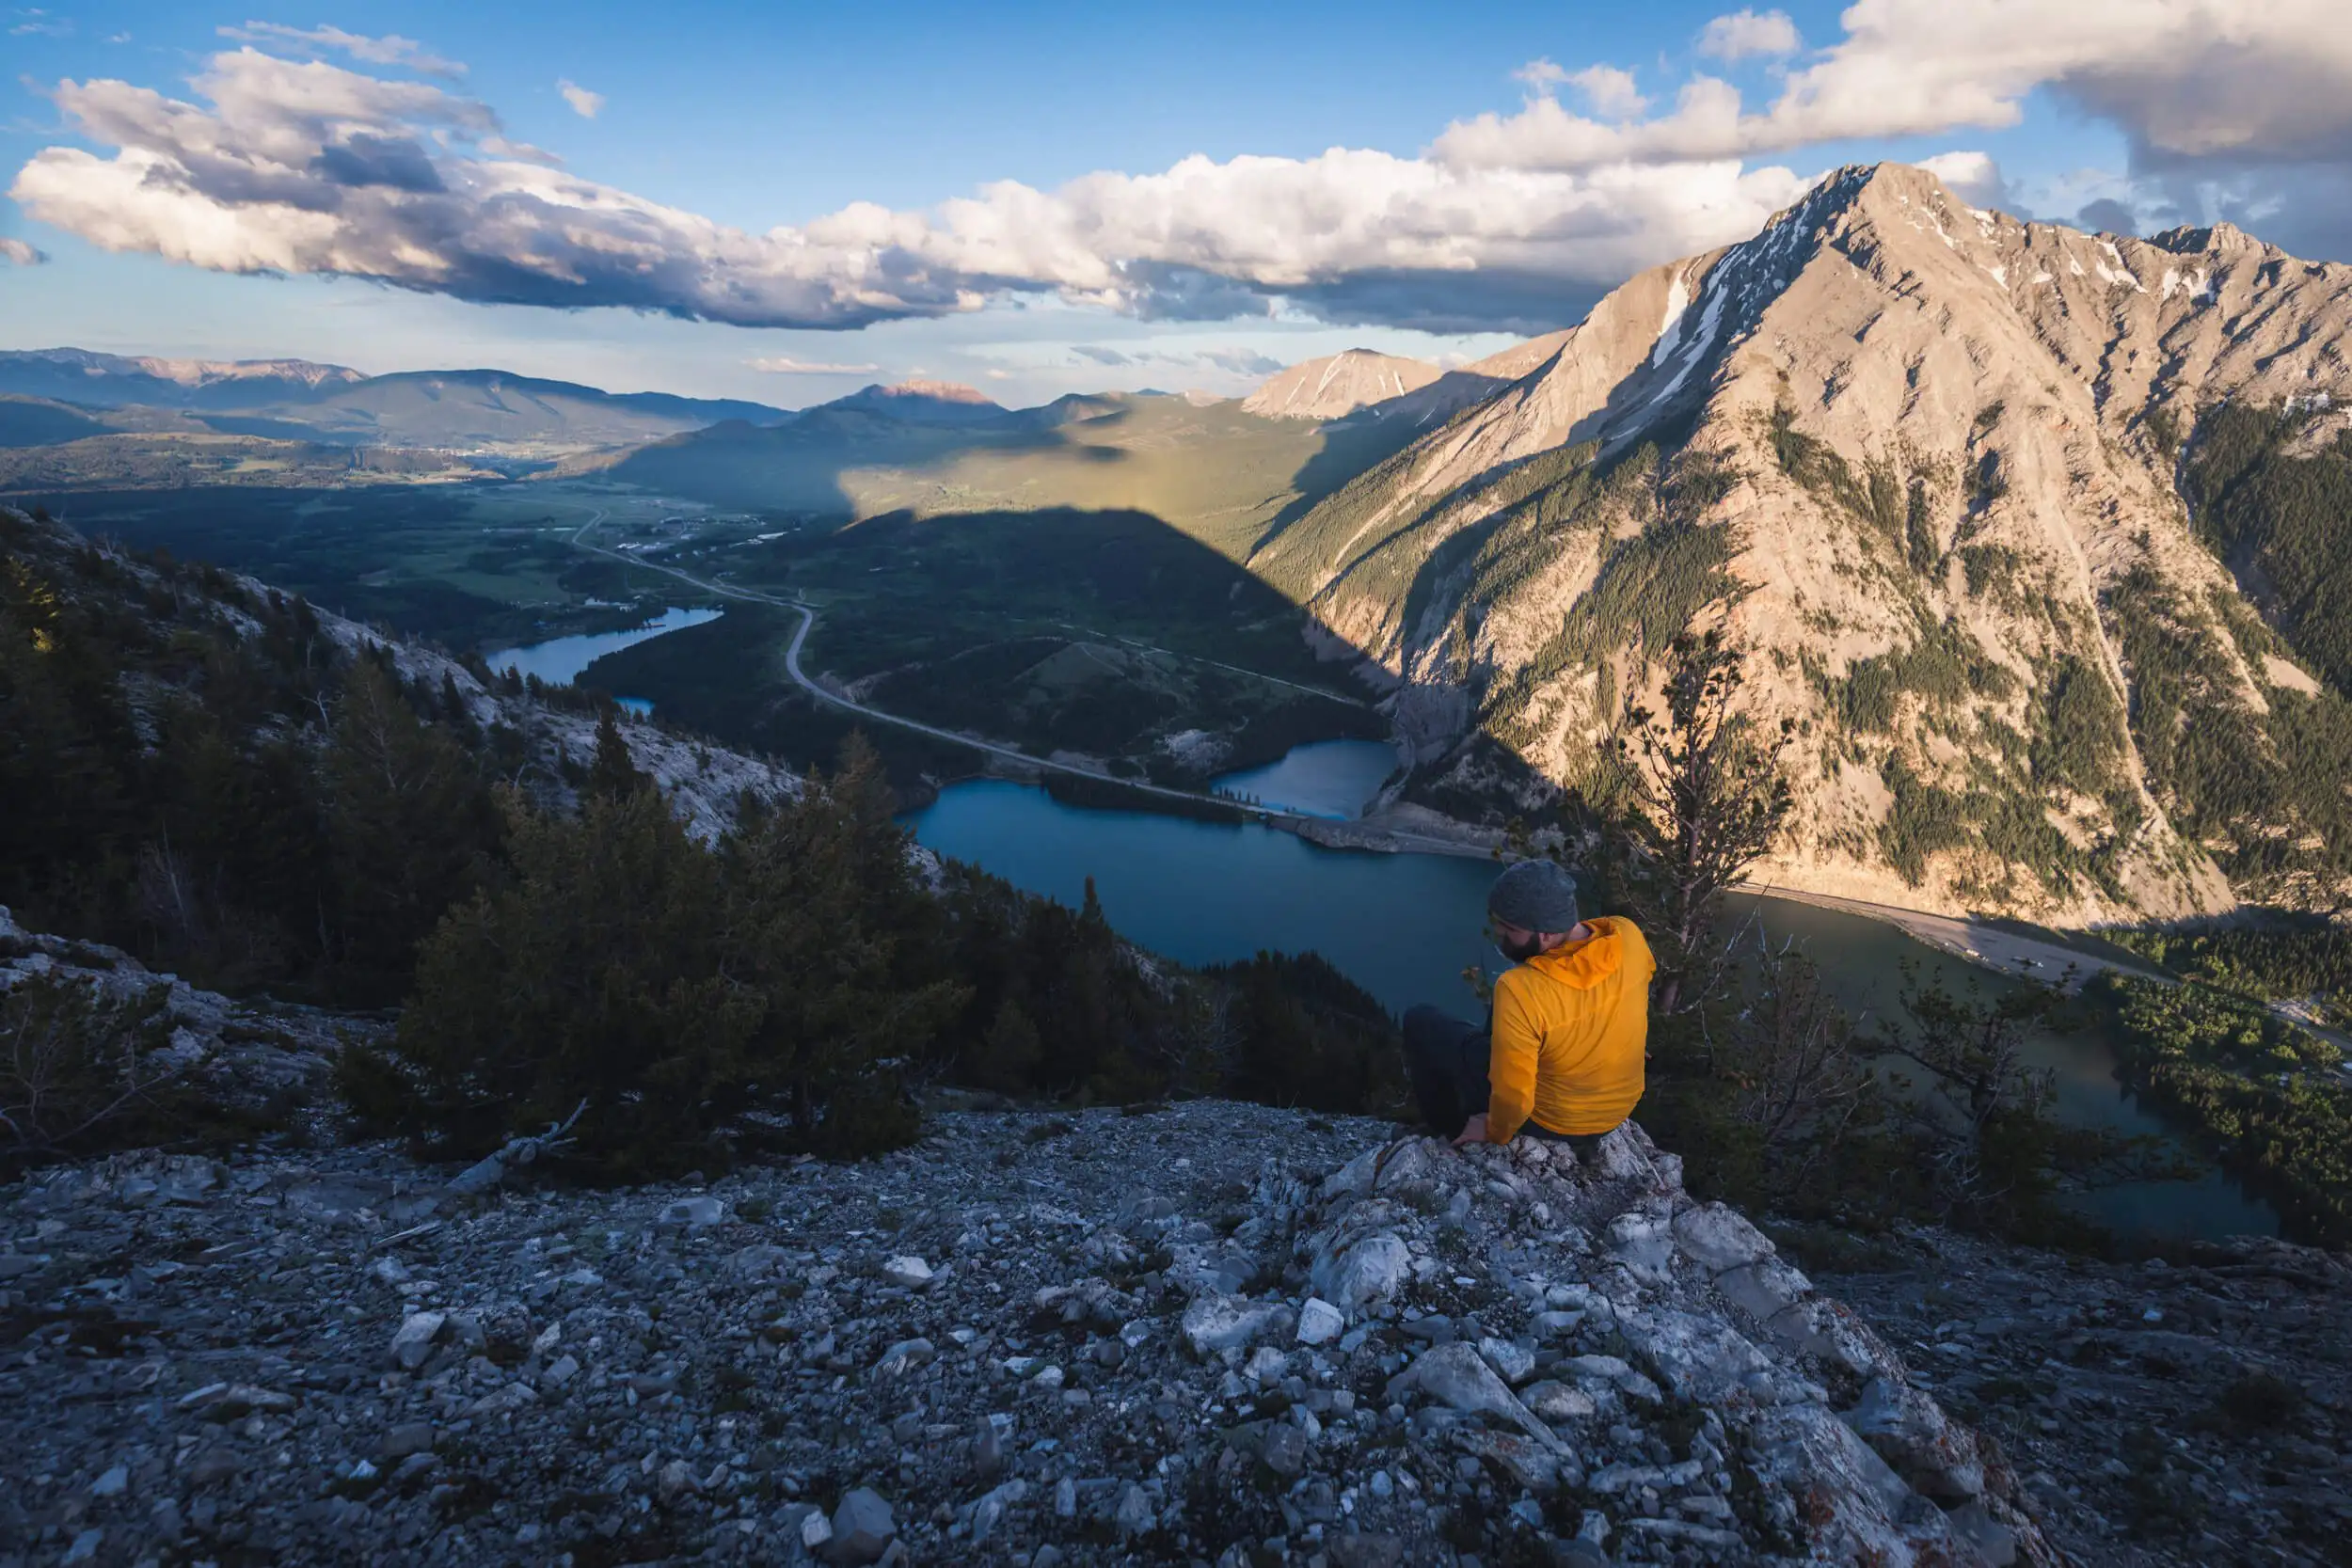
[1816,1225,2352,1562]
[0,1101,2111,1565]
[0,903,361,1131]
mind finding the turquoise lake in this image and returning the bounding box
[1212,738,1399,818]
[908,773,2279,1241]
[485,607,722,712]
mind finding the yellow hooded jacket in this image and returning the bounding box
[1486,916,1655,1141]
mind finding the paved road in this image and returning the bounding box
[568,519,1331,820]
[558,518,2352,1047]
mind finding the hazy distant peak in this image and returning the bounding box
[132,355,365,389]
[819,378,1009,424]
[0,347,365,401]
[876,377,996,404]
[1241,349,1442,420]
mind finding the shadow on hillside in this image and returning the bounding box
[581,504,1395,799]
[601,398,1152,517]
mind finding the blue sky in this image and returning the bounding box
[3,0,2342,407]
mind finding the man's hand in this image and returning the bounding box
[1453,1114,1490,1148]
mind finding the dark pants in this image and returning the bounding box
[1402,1004,1609,1155]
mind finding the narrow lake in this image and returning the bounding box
[1213,738,1399,818]
[485,607,722,711]
[907,775,2279,1241]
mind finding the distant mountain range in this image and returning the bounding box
[0,348,368,407]
[19,166,2352,925]
[0,349,788,457]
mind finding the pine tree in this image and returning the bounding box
[322,658,501,1004]
[383,786,756,1174]
[583,708,646,803]
[1613,628,1794,1016]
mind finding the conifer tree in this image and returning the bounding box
[583,707,646,803]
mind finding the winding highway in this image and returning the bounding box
[563,511,2352,1047]
[565,514,1414,830]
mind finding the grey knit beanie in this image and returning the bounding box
[1487,859,1581,932]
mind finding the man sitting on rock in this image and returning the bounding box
[1403,859,1654,1157]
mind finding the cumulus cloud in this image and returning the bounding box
[558,79,604,119]
[218,22,463,78]
[1696,9,1801,62]
[7,43,1811,334]
[1915,150,2007,208]
[748,356,882,374]
[0,237,44,265]
[1568,66,1648,120]
[15,3,2352,339]
[2076,197,2141,235]
[1438,0,2352,175]
[1513,58,1571,92]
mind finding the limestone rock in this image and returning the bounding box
[1180,1294,1291,1356]
[1673,1202,1775,1274]
[826,1486,895,1564]
[1295,1296,1344,1345]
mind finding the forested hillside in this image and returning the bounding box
[0,505,1404,1172]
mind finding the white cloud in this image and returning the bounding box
[1696,9,1801,62]
[15,4,2352,340]
[0,237,43,265]
[1568,66,1648,120]
[558,79,604,119]
[218,22,463,79]
[748,356,882,374]
[1514,58,1571,92]
[7,43,1810,334]
[1440,0,2352,174]
[1915,150,2006,208]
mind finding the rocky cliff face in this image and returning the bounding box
[1251,164,2352,922]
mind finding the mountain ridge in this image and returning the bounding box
[1249,162,2352,923]
[0,350,787,454]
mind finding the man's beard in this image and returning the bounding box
[1495,933,1546,962]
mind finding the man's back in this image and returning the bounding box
[1487,917,1655,1139]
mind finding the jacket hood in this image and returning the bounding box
[1523,916,1629,990]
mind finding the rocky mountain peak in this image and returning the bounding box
[1243,350,1444,420]
[1248,162,2352,923]
[817,378,1008,425]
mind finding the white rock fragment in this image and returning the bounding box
[1477,1335,1537,1386]
[1295,1297,1344,1345]
[389,1310,446,1370]
[659,1196,724,1228]
[882,1254,933,1287]
[1180,1294,1292,1356]
[1673,1202,1776,1274]
[1309,1233,1411,1318]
